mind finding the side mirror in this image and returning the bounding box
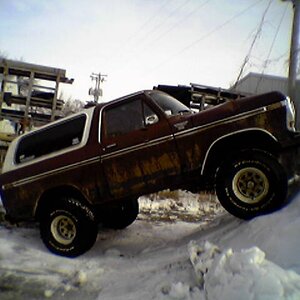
[145,114,159,126]
[165,110,172,116]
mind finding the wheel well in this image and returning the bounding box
[35,186,88,221]
[202,130,281,185]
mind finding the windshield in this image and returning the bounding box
[149,91,191,117]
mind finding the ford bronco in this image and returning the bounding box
[0,90,297,257]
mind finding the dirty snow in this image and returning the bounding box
[1,190,300,300]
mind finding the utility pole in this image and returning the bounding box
[89,72,107,103]
[282,0,300,127]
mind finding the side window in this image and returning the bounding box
[16,115,86,164]
[103,99,158,139]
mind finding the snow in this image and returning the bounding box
[1,190,300,299]
[189,241,300,300]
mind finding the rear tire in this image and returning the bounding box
[40,197,98,257]
[215,150,287,219]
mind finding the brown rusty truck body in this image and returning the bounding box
[0,90,297,256]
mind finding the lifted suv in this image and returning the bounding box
[0,90,297,256]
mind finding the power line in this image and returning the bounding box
[255,2,289,92]
[103,0,170,68]
[117,0,212,71]
[130,0,170,39]
[107,0,199,76]
[121,0,170,45]
[232,0,273,89]
[142,0,212,48]
[139,0,193,43]
[148,0,264,75]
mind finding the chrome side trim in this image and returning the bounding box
[3,101,282,188]
[281,97,296,132]
[3,134,175,189]
[174,106,267,139]
[101,134,174,160]
[2,156,100,190]
[200,128,278,175]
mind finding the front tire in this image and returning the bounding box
[40,197,98,257]
[215,150,287,219]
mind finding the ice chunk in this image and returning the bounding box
[188,241,300,300]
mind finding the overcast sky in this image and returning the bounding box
[0,0,294,102]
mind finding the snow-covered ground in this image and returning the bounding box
[1,190,300,300]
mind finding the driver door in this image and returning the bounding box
[100,95,181,198]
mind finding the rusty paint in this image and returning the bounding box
[0,90,295,223]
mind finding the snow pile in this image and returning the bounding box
[160,282,203,300]
[188,241,300,300]
[139,190,224,222]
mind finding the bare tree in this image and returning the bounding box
[61,96,84,116]
[0,51,8,59]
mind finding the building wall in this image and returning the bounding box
[232,72,294,96]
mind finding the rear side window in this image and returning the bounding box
[15,115,86,164]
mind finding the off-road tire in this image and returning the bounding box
[40,197,98,257]
[101,198,139,229]
[215,150,287,219]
